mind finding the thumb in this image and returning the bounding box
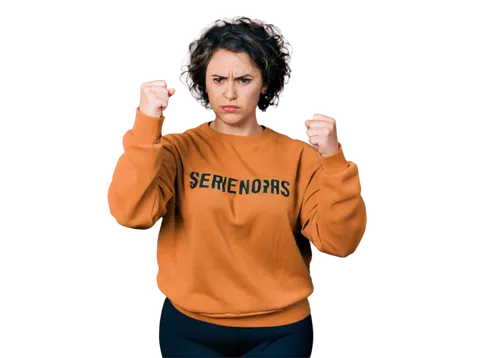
[168,88,176,96]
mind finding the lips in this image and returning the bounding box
[221,106,239,112]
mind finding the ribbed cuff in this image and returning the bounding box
[131,106,165,143]
[320,142,349,174]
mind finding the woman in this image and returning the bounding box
[108,16,367,357]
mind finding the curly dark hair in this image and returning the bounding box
[179,16,293,112]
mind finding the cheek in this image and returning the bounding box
[245,87,262,100]
[205,84,214,95]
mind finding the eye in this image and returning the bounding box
[212,78,251,84]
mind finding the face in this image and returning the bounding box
[205,49,267,125]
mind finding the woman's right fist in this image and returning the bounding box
[139,80,175,118]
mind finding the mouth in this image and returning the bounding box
[221,106,239,112]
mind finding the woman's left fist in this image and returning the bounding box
[304,112,340,156]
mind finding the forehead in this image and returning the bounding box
[207,49,258,74]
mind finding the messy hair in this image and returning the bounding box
[179,16,293,112]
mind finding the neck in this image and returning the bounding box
[210,112,263,136]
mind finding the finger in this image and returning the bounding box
[145,87,172,98]
[310,135,330,148]
[148,80,167,87]
[146,87,171,98]
[303,113,338,129]
[158,93,171,105]
[307,127,329,137]
[308,136,321,146]
[302,117,312,129]
[306,119,334,128]
[157,87,177,98]
[143,90,171,109]
[313,113,335,122]
[168,88,175,96]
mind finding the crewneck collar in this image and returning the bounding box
[200,120,274,144]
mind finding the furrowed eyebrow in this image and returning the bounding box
[211,74,253,79]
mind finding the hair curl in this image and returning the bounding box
[179,16,293,112]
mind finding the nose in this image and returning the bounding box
[223,81,237,100]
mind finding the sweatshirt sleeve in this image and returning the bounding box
[299,142,367,257]
[107,106,178,229]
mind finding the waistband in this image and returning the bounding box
[170,297,311,328]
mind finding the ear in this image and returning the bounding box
[261,85,268,94]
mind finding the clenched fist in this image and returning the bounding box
[304,113,340,156]
[139,80,175,118]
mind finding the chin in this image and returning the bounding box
[215,112,243,124]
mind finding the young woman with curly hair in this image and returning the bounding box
[108,16,367,358]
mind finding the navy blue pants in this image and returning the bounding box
[159,296,314,357]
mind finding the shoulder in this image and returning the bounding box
[270,127,320,157]
[162,121,207,147]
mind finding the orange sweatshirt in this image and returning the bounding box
[107,106,367,328]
